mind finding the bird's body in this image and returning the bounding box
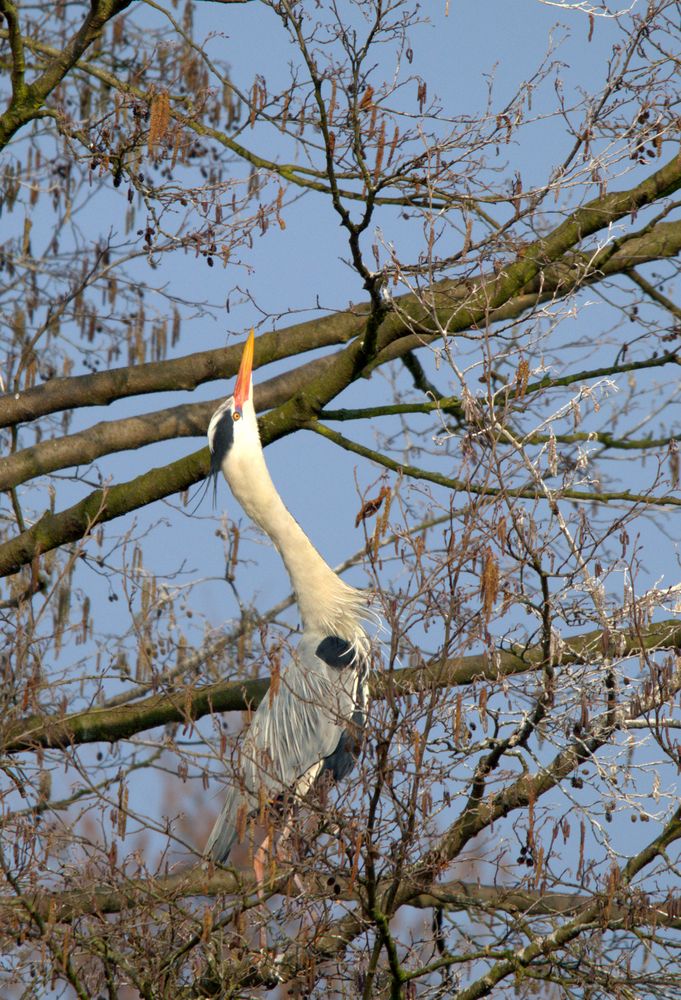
[204,332,370,863]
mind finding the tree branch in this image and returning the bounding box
[0,313,364,429]
[2,161,680,579]
[0,326,381,577]
[4,858,679,948]
[0,0,27,103]
[0,0,132,149]
[0,352,338,492]
[2,212,680,434]
[4,618,680,754]
[450,806,681,1000]
[307,422,681,509]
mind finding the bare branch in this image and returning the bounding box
[4,618,680,754]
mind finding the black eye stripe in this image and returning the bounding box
[209,410,234,475]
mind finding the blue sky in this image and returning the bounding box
[3,0,679,906]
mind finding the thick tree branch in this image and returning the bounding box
[0,0,27,103]
[3,618,680,754]
[0,353,338,492]
[368,218,681,370]
[0,326,381,577]
[2,215,679,579]
[5,864,679,933]
[0,313,363,429]
[2,340,678,496]
[409,878,681,926]
[2,208,680,435]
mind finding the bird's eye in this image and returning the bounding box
[232,411,241,422]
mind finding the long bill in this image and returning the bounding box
[233,328,255,410]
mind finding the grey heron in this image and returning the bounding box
[204,330,370,872]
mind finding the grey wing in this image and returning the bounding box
[205,638,359,863]
[204,778,244,863]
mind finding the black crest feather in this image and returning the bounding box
[208,409,234,504]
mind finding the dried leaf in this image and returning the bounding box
[348,830,362,891]
[355,486,390,528]
[117,783,128,838]
[480,549,499,619]
[669,440,679,489]
[236,801,248,844]
[373,118,386,185]
[478,687,488,733]
[201,906,213,942]
[515,358,530,397]
[387,125,400,167]
[148,89,170,155]
[327,78,337,125]
[359,85,374,111]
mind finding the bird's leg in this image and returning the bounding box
[275,822,296,875]
[252,833,269,887]
[252,832,272,953]
[274,820,307,897]
[270,816,331,972]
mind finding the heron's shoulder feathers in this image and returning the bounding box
[315,635,355,669]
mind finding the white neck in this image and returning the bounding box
[223,408,366,640]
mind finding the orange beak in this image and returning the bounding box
[233,328,255,410]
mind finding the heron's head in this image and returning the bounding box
[207,329,259,497]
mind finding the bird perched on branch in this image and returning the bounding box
[204,330,371,874]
